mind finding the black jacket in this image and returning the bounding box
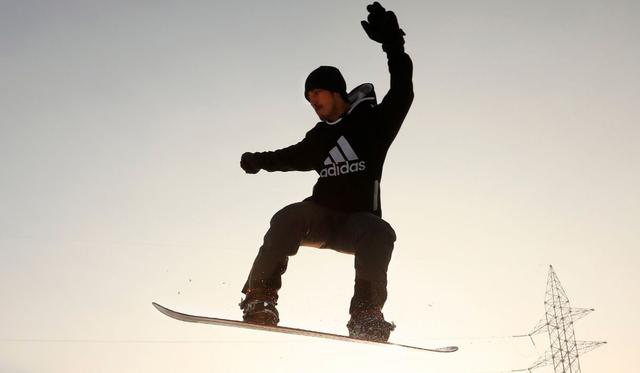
[253,49,413,217]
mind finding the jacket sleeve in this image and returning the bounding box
[253,130,319,172]
[376,48,414,142]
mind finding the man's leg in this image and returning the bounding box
[332,212,397,341]
[240,201,335,324]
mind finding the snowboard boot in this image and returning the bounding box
[347,307,395,342]
[239,288,279,326]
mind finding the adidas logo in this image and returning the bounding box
[320,136,366,178]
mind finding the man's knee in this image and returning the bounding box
[263,202,315,254]
[351,213,396,246]
[269,202,310,231]
[377,219,396,244]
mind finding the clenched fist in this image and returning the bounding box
[240,152,261,174]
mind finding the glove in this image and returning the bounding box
[240,152,261,174]
[361,2,405,51]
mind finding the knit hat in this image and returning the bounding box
[304,66,348,101]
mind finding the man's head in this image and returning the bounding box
[304,66,350,122]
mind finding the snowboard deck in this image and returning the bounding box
[152,302,458,353]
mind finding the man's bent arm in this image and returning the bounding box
[378,48,414,138]
[251,136,317,172]
[361,2,414,141]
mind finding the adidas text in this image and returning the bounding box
[320,161,366,178]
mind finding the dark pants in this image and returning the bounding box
[242,201,396,314]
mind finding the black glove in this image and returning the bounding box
[361,2,405,52]
[240,152,261,174]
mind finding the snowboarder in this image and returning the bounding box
[239,2,413,343]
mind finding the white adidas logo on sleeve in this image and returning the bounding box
[320,136,366,178]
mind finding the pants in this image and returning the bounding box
[242,201,396,314]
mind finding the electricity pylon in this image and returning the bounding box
[516,266,606,372]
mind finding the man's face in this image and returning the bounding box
[306,89,341,121]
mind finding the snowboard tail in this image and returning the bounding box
[152,302,457,353]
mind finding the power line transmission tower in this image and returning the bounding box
[546,265,582,372]
[515,265,606,372]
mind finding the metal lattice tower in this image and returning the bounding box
[515,265,606,372]
[544,265,582,373]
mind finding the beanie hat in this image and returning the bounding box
[304,66,348,101]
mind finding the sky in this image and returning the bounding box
[1,0,638,372]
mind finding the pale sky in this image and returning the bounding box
[1,1,638,372]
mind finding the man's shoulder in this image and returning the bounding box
[304,122,326,138]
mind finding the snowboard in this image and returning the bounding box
[152,302,458,353]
